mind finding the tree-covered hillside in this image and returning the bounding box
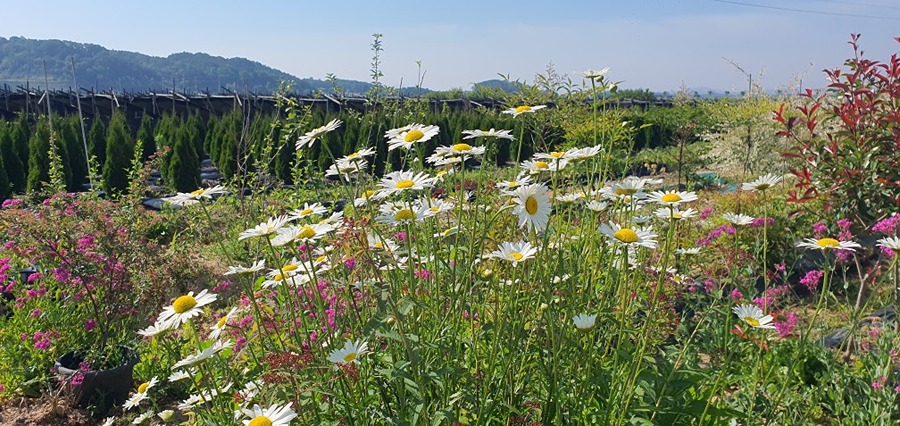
[0,36,374,94]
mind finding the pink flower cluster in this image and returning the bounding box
[774,312,798,337]
[752,285,791,311]
[748,217,776,228]
[800,269,824,292]
[696,224,736,247]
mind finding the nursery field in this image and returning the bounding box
[0,37,899,426]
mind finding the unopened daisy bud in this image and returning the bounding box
[573,314,597,331]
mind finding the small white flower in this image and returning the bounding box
[328,340,370,364]
[572,314,597,330]
[742,173,782,191]
[722,213,755,226]
[732,304,775,329]
[297,119,342,150]
[502,104,547,117]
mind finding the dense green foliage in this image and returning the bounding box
[102,111,133,195]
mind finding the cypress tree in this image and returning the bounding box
[88,117,106,168]
[102,111,134,195]
[136,112,156,162]
[0,124,25,193]
[0,149,9,202]
[168,127,200,191]
[61,116,86,190]
[11,114,30,179]
[26,118,51,194]
[155,114,179,184]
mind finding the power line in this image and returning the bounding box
[708,0,900,20]
[807,0,900,11]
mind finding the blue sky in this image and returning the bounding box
[1,0,898,92]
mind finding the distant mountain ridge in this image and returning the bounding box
[0,36,377,94]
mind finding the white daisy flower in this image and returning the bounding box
[326,158,369,179]
[224,259,266,276]
[487,241,538,266]
[239,402,298,426]
[375,170,437,199]
[296,118,342,150]
[511,183,552,232]
[328,340,370,365]
[496,173,532,192]
[172,340,234,369]
[599,222,658,249]
[502,104,547,117]
[156,289,217,331]
[554,191,585,205]
[124,376,158,410]
[566,145,603,161]
[742,173,782,191]
[462,128,515,140]
[168,369,194,382]
[434,143,486,158]
[238,215,291,241]
[133,410,154,424]
[582,67,611,81]
[354,190,378,207]
[646,190,699,206]
[654,207,697,221]
[586,201,608,212]
[376,201,434,226]
[796,237,862,252]
[386,124,439,151]
[732,304,776,329]
[722,213,755,226]
[209,307,239,340]
[341,147,376,162]
[288,202,328,221]
[100,417,115,426]
[168,185,227,206]
[572,313,597,330]
[521,158,568,174]
[271,222,335,246]
[137,320,169,338]
[367,233,400,254]
[877,236,900,250]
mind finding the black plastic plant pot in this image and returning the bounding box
[55,346,139,409]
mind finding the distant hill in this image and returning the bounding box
[0,36,377,95]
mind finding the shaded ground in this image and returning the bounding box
[0,396,96,426]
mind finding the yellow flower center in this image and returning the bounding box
[515,105,532,113]
[755,183,771,190]
[373,242,384,249]
[430,207,440,213]
[404,129,425,142]
[672,212,683,219]
[744,316,760,327]
[347,152,360,159]
[452,143,472,152]
[394,209,415,221]
[510,252,524,261]
[550,151,564,158]
[508,180,518,187]
[525,196,539,215]
[216,316,228,328]
[300,208,314,216]
[534,161,549,169]
[816,238,840,249]
[137,381,150,394]
[343,352,357,363]
[273,273,286,281]
[282,264,299,272]
[316,255,327,263]
[396,179,415,189]
[362,190,375,198]
[172,295,197,314]
[298,226,317,239]
[661,193,682,203]
[190,189,205,197]
[614,228,639,243]
[248,416,273,426]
